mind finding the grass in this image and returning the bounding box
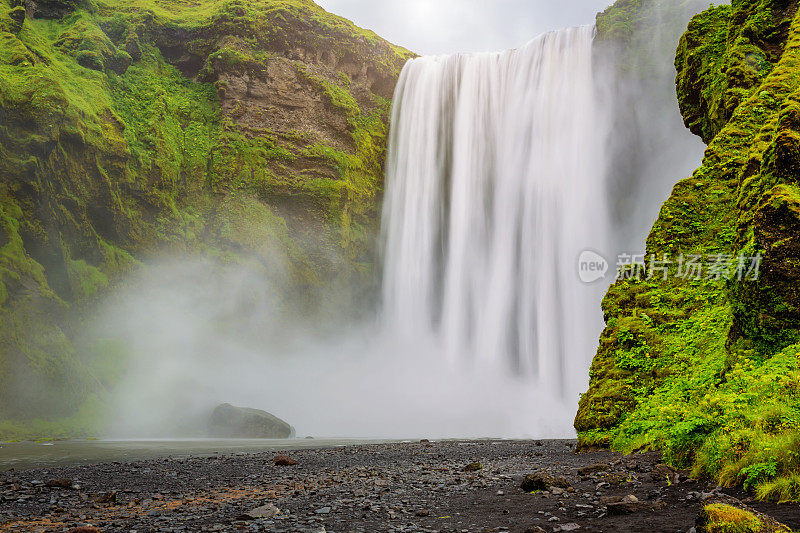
[579,0,800,504]
[0,0,410,436]
[701,504,764,533]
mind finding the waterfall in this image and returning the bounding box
[381,26,610,398]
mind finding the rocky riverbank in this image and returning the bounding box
[1,440,798,532]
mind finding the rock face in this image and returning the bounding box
[208,403,295,439]
[0,0,411,430]
[577,0,800,505]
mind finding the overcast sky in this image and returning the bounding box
[315,0,613,55]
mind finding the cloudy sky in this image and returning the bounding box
[315,0,613,55]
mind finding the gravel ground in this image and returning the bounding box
[1,439,798,532]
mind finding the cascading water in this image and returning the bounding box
[105,19,704,440]
[381,26,611,399]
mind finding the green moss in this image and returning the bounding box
[579,0,800,504]
[67,258,109,299]
[109,47,220,209]
[0,0,408,437]
[595,0,644,45]
[700,504,764,533]
[0,394,106,441]
[675,0,796,143]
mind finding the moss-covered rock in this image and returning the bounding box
[0,0,411,437]
[578,0,800,505]
[696,500,791,532]
[676,0,797,143]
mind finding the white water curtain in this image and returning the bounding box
[381,26,610,398]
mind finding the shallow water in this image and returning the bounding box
[0,438,396,471]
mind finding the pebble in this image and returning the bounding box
[0,440,757,532]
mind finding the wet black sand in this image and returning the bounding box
[1,439,798,532]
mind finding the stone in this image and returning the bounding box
[97,491,116,504]
[274,455,297,466]
[239,504,280,520]
[577,463,608,476]
[67,527,101,533]
[24,0,82,19]
[464,462,482,472]
[650,464,678,484]
[8,6,25,33]
[46,479,73,489]
[208,403,295,439]
[124,34,141,62]
[76,50,104,71]
[315,506,331,514]
[606,501,641,515]
[555,524,581,532]
[521,472,570,492]
[107,49,132,75]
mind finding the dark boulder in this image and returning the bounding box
[208,403,295,439]
[8,6,26,33]
[24,0,89,19]
[521,472,570,492]
[274,455,297,466]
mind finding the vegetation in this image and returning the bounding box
[0,0,411,439]
[699,504,764,533]
[578,0,800,504]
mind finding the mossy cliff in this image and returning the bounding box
[0,0,411,436]
[577,0,800,503]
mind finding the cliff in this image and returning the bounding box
[0,0,411,435]
[577,0,800,504]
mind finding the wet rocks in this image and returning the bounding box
[605,494,668,516]
[96,491,116,504]
[577,463,608,476]
[67,527,101,533]
[3,439,798,532]
[274,455,298,466]
[521,472,570,492]
[46,478,74,488]
[650,463,679,484]
[463,462,483,472]
[239,503,280,520]
[208,403,295,439]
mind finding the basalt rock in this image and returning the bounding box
[23,0,90,19]
[521,472,570,492]
[208,403,295,439]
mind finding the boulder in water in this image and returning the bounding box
[208,403,295,439]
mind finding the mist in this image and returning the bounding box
[97,257,575,439]
[597,1,714,254]
[93,2,714,442]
